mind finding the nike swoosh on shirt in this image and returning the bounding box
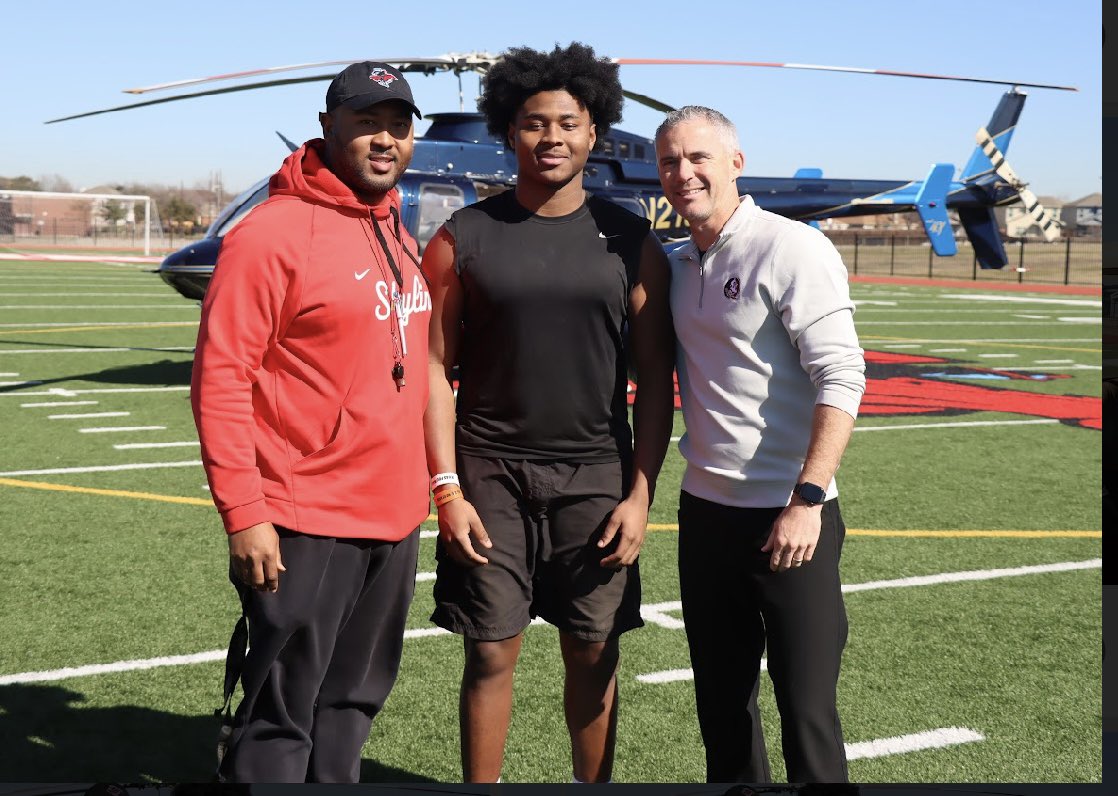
[599,232,621,239]
[354,269,371,280]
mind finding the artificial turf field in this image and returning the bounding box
[0,256,1102,785]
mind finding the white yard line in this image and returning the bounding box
[640,603,686,630]
[634,558,1100,683]
[1034,359,1075,364]
[21,400,99,408]
[0,292,180,297]
[48,411,130,420]
[80,426,166,433]
[0,650,229,684]
[0,380,42,387]
[853,308,1077,313]
[1,386,190,397]
[0,347,195,355]
[1058,316,1101,324]
[0,304,199,310]
[859,338,1099,343]
[978,353,1018,358]
[853,419,1059,432]
[112,441,198,450]
[0,460,200,477]
[670,419,1061,442]
[855,321,1094,326]
[941,294,1101,307]
[0,275,155,280]
[0,321,195,328]
[993,364,1100,371]
[927,348,966,353]
[0,558,1097,687]
[639,662,768,684]
[842,558,1099,593]
[846,727,985,761]
[0,280,155,285]
[0,372,18,376]
[0,253,161,264]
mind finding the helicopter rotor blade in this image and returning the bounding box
[275,131,300,153]
[48,53,1076,125]
[621,89,676,114]
[612,58,1078,92]
[45,74,337,124]
[123,53,502,95]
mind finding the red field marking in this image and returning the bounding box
[625,351,1100,430]
[0,252,162,264]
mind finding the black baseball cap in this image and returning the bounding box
[325,61,422,117]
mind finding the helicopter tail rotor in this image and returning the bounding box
[975,125,1062,242]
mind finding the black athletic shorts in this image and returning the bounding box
[431,454,644,642]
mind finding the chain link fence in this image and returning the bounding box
[825,230,1100,286]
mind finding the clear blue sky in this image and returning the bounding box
[0,0,1101,201]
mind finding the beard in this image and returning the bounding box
[338,156,403,199]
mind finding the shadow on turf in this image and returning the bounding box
[0,358,193,393]
[0,682,437,783]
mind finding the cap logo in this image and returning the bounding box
[369,67,397,88]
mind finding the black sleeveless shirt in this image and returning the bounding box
[446,190,651,461]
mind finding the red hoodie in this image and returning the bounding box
[191,141,431,539]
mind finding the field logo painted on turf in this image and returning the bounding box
[624,350,1100,429]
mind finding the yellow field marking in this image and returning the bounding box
[845,528,1099,538]
[862,335,1098,355]
[0,321,198,335]
[0,477,211,506]
[0,478,1099,539]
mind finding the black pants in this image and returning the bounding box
[678,491,849,784]
[219,527,420,783]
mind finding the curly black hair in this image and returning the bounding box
[478,42,624,140]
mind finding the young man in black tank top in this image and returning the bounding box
[421,43,676,783]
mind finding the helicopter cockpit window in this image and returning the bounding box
[416,183,467,252]
[210,180,270,238]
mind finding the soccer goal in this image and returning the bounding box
[0,189,165,255]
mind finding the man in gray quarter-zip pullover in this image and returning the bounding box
[655,106,866,785]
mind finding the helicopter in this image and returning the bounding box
[44,53,1076,301]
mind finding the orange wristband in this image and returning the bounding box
[433,487,463,507]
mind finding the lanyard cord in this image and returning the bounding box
[360,214,406,388]
[390,205,421,268]
[370,211,404,289]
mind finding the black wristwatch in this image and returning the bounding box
[793,481,827,506]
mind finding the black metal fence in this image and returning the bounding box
[823,231,1101,286]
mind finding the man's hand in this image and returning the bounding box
[598,494,648,569]
[437,499,492,567]
[760,502,822,572]
[229,521,286,592]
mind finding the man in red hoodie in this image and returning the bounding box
[191,61,431,783]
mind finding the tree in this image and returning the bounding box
[164,195,198,227]
[37,174,74,192]
[0,176,40,190]
[100,199,127,228]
